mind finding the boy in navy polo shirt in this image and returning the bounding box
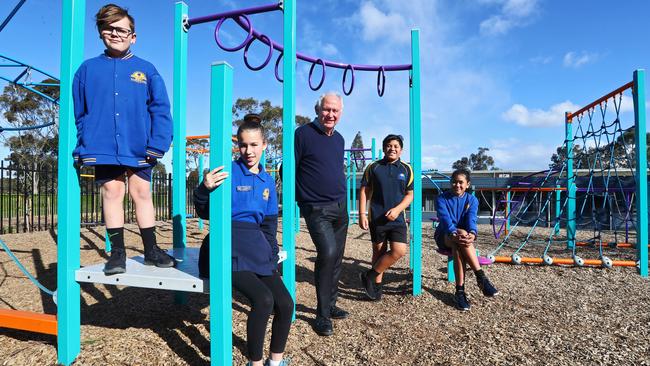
[358,134,414,300]
[72,4,174,274]
[194,116,293,366]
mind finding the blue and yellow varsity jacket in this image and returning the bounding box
[72,51,173,167]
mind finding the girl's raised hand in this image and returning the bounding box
[203,166,229,190]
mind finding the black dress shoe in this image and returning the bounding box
[330,306,349,320]
[313,316,333,336]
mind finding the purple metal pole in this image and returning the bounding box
[187,3,282,26]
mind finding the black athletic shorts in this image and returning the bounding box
[369,223,408,244]
[94,165,153,185]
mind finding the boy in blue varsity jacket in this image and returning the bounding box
[435,168,499,311]
[73,4,174,274]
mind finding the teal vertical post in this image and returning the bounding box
[281,0,297,314]
[104,229,111,253]
[209,62,233,366]
[371,138,376,161]
[565,113,576,249]
[408,70,414,271]
[58,0,84,364]
[173,2,188,249]
[172,1,189,305]
[505,188,511,234]
[633,69,647,277]
[555,184,561,235]
[352,154,357,224]
[346,151,351,222]
[198,154,204,231]
[410,29,423,296]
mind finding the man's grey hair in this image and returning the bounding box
[314,92,344,114]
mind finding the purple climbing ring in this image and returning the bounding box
[243,34,273,71]
[342,64,355,96]
[308,58,326,91]
[274,52,283,82]
[377,66,386,97]
[214,15,253,52]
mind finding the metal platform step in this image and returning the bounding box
[75,248,287,293]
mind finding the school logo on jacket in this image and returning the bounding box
[262,188,270,201]
[397,173,406,181]
[130,71,147,84]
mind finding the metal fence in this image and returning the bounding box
[0,163,200,234]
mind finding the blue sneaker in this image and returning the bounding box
[264,358,291,366]
[455,289,470,311]
[477,277,499,297]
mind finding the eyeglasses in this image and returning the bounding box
[101,26,133,38]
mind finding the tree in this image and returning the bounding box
[550,132,650,170]
[232,98,310,164]
[350,131,366,171]
[452,147,497,171]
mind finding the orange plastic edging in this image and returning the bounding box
[492,256,637,267]
[0,309,57,336]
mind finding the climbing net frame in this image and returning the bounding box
[485,70,647,276]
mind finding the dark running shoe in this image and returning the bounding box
[313,316,333,336]
[477,277,499,297]
[144,245,175,268]
[372,283,383,302]
[330,306,349,320]
[359,271,379,300]
[103,248,126,275]
[455,290,470,311]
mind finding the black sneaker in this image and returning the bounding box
[373,283,383,301]
[330,306,349,320]
[455,290,470,311]
[313,316,333,336]
[103,249,126,275]
[359,271,379,300]
[477,277,499,297]
[144,245,175,268]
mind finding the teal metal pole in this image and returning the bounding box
[555,184,561,235]
[506,188,511,234]
[57,0,84,364]
[173,1,188,249]
[633,69,647,277]
[410,29,422,296]
[566,113,576,249]
[371,138,376,161]
[172,1,189,305]
[281,0,297,315]
[346,151,351,223]
[408,70,414,271]
[209,61,233,366]
[198,154,204,231]
[104,229,111,253]
[352,154,357,224]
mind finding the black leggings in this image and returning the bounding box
[232,271,294,362]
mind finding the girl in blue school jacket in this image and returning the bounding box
[193,116,292,366]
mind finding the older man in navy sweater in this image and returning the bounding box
[295,92,349,336]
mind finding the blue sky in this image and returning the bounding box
[0,0,648,171]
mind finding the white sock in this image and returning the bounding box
[269,360,282,366]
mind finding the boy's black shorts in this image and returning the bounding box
[370,222,408,244]
[94,165,153,185]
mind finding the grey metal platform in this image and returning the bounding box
[75,248,287,293]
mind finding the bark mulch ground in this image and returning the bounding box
[0,220,649,365]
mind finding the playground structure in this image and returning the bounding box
[483,71,647,275]
[345,140,377,225]
[45,1,423,365]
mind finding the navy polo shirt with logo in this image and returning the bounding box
[361,158,414,227]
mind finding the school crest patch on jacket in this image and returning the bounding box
[130,71,147,84]
[262,188,270,201]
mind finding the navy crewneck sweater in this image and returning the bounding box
[294,122,346,205]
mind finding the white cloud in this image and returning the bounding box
[479,0,539,36]
[530,56,552,64]
[489,138,556,170]
[563,51,597,68]
[356,1,410,44]
[502,101,580,127]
